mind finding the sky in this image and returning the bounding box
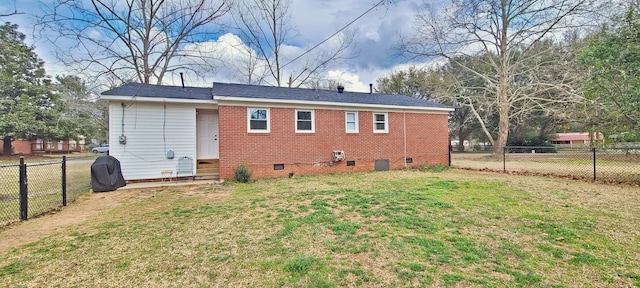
[0,0,429,93]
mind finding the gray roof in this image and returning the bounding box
[101,83,213,100]
[101,82,451,109]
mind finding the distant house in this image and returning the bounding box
[0,137,85,155]
[550,132,604,148]
[100,82,454,182]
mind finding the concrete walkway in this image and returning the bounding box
[117,179,223,190]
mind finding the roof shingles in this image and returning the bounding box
[101,82,452,110]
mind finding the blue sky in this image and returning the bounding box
[0,0,428,92]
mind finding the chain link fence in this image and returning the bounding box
[0,162,20,226]
[66,157,94,203]
[24,160,63,219]
[0,155,93,227]
[451,147,640,183]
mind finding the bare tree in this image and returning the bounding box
[226,39,270,85]
[0,10,21,17]
[232,0,354,87]
[0,0,22,17]
[307,78,343,91]
[402,0,602,154]
[38,0,231,85]
[376,65,486,152]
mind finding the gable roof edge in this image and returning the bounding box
[100,94,216,104]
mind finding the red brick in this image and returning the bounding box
[218,106,449,179]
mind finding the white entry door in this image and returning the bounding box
[196,110,219,159]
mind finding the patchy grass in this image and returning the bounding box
[0,169,639,287]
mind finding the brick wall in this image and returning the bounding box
[218,105,449,179]
[0,139,32,155]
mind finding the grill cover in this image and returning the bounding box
[90,155,126,192]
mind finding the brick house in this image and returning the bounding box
[100,83,453,182]
[550,132,604,148]
[0,137,86,155]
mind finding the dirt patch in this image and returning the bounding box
[0,182,231,255]
[181,183,232,200]
[0,188,150,254]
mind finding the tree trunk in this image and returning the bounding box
[493,5,510,157]
[495,110,509,154]
[2,136,13,155]
[457,129,466,152]
[494,70,509,156]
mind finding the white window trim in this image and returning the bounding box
[373,112,389,133]
[295,109,315,133]
[345,111,359,133]
[247,107,270,133]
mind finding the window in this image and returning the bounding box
[345,111,358,133]
[248,108,269,132]
[295,110,315,133]
[373,112,388,133]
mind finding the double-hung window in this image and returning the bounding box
[345,111,358,133]
[248,108,269,132]
[295,110,315,133]
[373,112,388,133]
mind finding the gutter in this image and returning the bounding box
[215,96,454,114]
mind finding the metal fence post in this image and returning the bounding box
[19,156,28,220]
[448,145,452,166]
[503,147,506,172]
[62,156,67,206]
[592,147,596,181]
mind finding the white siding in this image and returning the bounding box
[108,101,197,181]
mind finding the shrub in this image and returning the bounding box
[507,135,557,153]
[234,162,252,183]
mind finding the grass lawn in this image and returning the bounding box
[0,169,639,287]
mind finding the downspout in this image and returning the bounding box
[163,101,167,155]
[403,110,407,167]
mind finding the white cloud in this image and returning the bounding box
[84,28,101,41]
[326,70,369,93]
[183,33,250,61]
[177,33,260,84]
[279,43,307,62]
